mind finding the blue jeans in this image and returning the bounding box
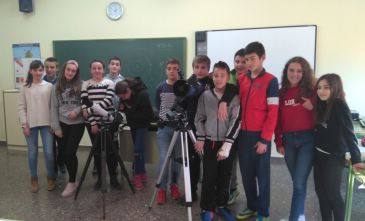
[283,130,314,221]
[131,127,147,174]
[25,126,55,179]
[238,131,271,217]
[157,126,181,189]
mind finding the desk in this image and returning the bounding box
[344,120,365,221]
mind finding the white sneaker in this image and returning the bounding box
[61,182,78,197]
[298,215,306,221]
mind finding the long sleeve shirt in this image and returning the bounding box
[80,79,115,126]
[238,69,279,144]
[274,86,315,147]
[18,81,52,128]
[50,85,84,133]
[315,98,361,164]
[195,88,241,143]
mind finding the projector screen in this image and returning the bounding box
[206,25,317,80]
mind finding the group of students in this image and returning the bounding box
[18,56,154,198]
[17,41,365,221]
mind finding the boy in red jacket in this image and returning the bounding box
[236,42,279,221]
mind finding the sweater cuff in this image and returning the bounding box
[196,135,206,141]
[259,137,270,145]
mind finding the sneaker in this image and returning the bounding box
[227,188,240,205]
[298,215,306,221]
[156,188,167,205]
[110,176,122,190]
[133,174,144,190]
[217,207,235,221]
[140,172,148,183]
[201,210,214,221]
[170,183,181,200]
[256,215,270,221]
[61,182,78,197]
[236,208,258,220]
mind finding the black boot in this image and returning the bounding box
[110,175,122,190]
[94,177,101,191]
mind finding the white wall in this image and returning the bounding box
[1,0,365,141]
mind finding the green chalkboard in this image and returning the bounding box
[53,38,187,108]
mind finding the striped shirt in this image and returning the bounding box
[81,78,115,125]
[155,81,176,121]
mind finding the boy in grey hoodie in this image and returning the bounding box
[195,61,241,221]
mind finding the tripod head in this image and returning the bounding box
[98,110,125,134]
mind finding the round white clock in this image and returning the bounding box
[106,2,124,20]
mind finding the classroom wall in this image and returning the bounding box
[0,0,364,141]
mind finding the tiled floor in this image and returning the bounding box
[0,146,364,221]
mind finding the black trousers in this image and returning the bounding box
[53,133,64,173]
[56,122,85,182]
[188,137,201,194]
[86,125,118,179]
[200,140,234,211]
[314,150,345,221]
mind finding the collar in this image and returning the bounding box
[246,68,266,79]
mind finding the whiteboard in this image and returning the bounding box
[206,25,317,80]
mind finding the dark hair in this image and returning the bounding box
[89,59,105,69]
[245,41,265,58]
[25,60,44,87]
[45,57,58,66]
[108,56,121,65]
[166,58,180,67]
[315,73,346,123]
[192,55,211,69]
[234,48,246,58]
[213,61,230,74]
[56,60,81,97]
[115,80,130,95]
[115,77,146,95]
[281,56,315,97]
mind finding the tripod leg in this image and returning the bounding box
[180,132,193,221]
[74,138,96,200]
[100,128,107,220]
[148,130,179,210]
[107,132,136,194]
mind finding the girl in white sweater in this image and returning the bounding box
[18,60,55,193]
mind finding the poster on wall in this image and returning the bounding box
[12,43,41,89]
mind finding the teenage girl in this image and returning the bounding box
[314,73,365,221]
[275,57,316,221]
[18,60,55,193]
[51,60,85,197]
[81,59,121,190]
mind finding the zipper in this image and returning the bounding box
[243,78,253,130]
[211,89,221,140]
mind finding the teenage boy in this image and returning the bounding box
[178,55,212,204]
[102,56,125,177]
[43,57,58,84]
[43,57,65,178]
[155,58,183,205]
[105,57,125,83]
[236,42,279,221]
[195,61,241,221]
[178,55,237,205]
[228,48,248,205]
